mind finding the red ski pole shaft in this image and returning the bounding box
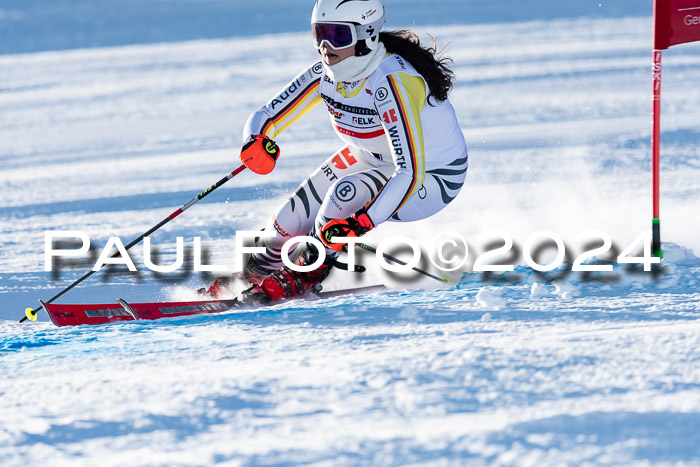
[20,165,247,323]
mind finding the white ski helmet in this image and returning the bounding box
[311,0,386,56]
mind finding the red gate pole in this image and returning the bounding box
[651,49,663,258]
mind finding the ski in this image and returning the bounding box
[38,285,386,327]
[41,298,241,326]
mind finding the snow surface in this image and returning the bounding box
[2,1,700,465]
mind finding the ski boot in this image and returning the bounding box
[259,249,335,302]
[199,255,270,298]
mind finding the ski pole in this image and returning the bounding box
[20,164,247,323]
[355,242,451,283]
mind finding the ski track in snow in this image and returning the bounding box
[1,13,700,466]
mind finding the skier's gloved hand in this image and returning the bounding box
[320,206,375,252]
[240,134,280,175]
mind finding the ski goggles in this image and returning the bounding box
[312,10,386,50]
[313,22,357,49]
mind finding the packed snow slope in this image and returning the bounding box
[1,2,700,466]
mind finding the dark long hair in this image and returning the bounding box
[379,30,455,105]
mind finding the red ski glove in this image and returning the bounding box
[320,207,375,252]
[240,134,280,175]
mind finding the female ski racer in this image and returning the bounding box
[208,0,468,301]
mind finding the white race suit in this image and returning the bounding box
[243,53,468,272]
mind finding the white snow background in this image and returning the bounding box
[1,0,700,465]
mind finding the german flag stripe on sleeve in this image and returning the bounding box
[385,73,425,215]
[261,78,322,138]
